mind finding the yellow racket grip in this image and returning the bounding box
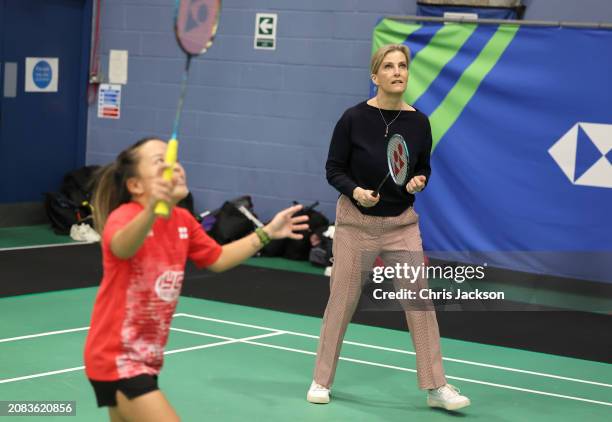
[154,139,179,217]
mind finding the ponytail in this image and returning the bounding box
[91,137,158,233]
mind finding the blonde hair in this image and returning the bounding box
[92,137,158,234]
[370,44,411,75]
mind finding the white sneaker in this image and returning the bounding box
[307,380,330,404]
[69,224,84,241]
[81,224,101,242]
[70,223,100,242]
[427,384,470,411]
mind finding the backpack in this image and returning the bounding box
[308,235,333,267]
[282,201,330,261]
[45,165,100,234]
[44,192,93,235]
[208,196,259,244]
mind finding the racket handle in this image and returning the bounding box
[373,172,390,197]
[154,139,179,217]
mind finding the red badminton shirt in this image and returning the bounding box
[84,202,222,381]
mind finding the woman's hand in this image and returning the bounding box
[208,205,308,273]
[144,164,176,212]
[264,204,309,240]
[406,175,426,194]
[353,187,380,208]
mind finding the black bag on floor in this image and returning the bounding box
[45,165,100,234]
[261,238,288,257]
[208,196,258,244]
[309,234,333,267]
[44,192,92,235]
[283,201,330,261]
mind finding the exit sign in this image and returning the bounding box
[254,13,277,50]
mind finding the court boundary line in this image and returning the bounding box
[0,241,95,252]
[173,313,612,389]
[0,327,89,343]
[0,366,86,384]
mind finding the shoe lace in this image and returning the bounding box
[440,384,460,398]
[312,383,328,392]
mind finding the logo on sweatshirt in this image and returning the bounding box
[154,270,184,302]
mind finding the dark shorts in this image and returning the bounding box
[89,374,159,407]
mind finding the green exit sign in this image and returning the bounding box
[254,13,277,50]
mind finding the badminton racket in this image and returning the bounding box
[373,134,409,197]
[155,0,221,216]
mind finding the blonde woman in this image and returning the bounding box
[307,45,470,411]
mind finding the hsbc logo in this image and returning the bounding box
[548,122,612,188]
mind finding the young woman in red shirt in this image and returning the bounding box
[84,137,308,422]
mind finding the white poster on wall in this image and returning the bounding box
[25,57,59,92]
[109,50,128,84]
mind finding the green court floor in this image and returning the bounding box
[0,288,610,421]
[0,225,77,249]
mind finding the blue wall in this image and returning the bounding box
[86,0,612,221]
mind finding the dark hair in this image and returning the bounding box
[92,137,159,233]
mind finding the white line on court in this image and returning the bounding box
[0,331,284,384]
[0,314,183,343]
[0,366,86,384]
[0,317,274,345]
[0,241,95,252]
[0,327,89,343]
[0,314,182,343]
[174,313,612,389]
[169,326,286,342]
[164,330,284,354]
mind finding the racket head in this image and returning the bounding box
[175,0,221,56]
[386,134,409,186]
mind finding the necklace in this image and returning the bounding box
[376,101,402,138]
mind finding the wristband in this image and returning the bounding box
[255,227,271,246]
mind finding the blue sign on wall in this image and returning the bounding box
[25,57,58,92]
[32,60,53,89]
